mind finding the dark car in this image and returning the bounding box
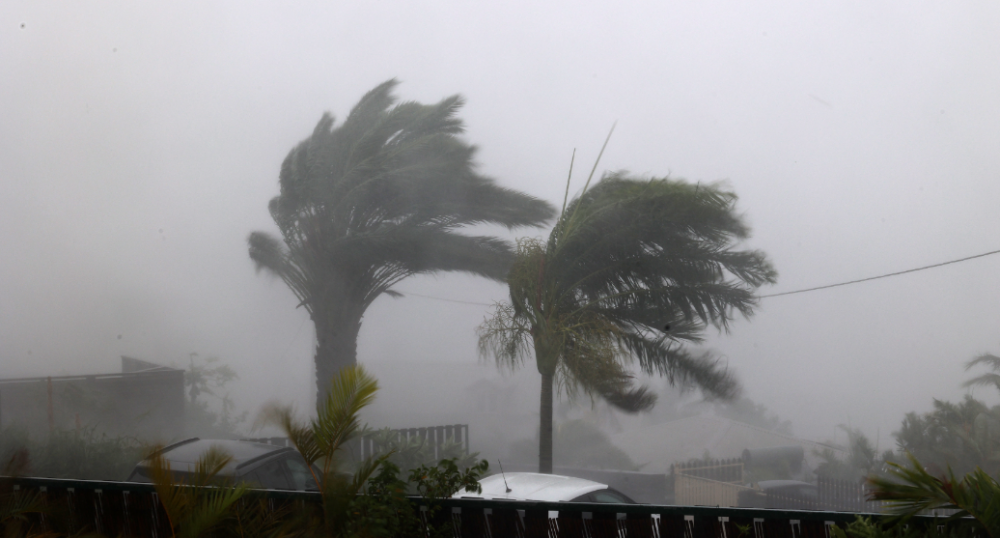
[127,438,317,490]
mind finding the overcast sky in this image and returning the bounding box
[2,1,999,445]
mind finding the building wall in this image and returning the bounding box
[0,358,185,441]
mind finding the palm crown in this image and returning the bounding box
[480,171,777,472]
[249,80,554,400]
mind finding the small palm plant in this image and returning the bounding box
[0,449,48,537]
[257,365,392,537]
[146,445,249,538]
[868,452,1000,537]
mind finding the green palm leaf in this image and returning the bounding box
[249,80,555,402]
[480,167,775,472]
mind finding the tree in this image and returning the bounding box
[478,167,777,473]
[248,80,555,401]
[963,352,1000,394]
[894,395,1000,477]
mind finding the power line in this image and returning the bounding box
[397,247,1000,305]
[394,290,494,306]
[759,248,1000,299]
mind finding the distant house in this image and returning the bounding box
[610,414,847,476]
[0,356,185,441]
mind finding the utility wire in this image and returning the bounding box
[758,248,1000,299]
[394,290,494,306]
[397,248,1000,305]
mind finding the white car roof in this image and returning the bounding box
[454,472,609,502]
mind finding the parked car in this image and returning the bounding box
[127,438,318,490]
[453,472,636,503]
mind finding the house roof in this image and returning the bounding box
[609,415,847,474]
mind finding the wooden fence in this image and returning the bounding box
[671,458,744,484]
[357,424,470,461]
[671,458,746,507]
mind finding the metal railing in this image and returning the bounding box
[3,475,957,538]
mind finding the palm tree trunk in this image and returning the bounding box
[313,310,362,406]
[539,372,554,474]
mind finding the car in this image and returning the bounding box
[126,438,318,490]
[453,472,636,504]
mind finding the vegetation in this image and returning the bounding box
[146,445,250,538]
[893,396,1000,477]
[358,427,480,481]
[869,453,1000,538]
[248,79,555,402]
[0,425,145,480]
[814,425,893,481]
[256,364,489,537]
[479,154,777,472]
[184,355,248,438]
[2,366,488,537]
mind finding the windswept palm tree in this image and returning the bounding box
[248,80,554,401]
[479,162,777,473]
[964,353,1000,393]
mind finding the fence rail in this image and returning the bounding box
[244,424,470,463]
[3,476,950,538]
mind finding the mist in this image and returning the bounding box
[2,1,999,476]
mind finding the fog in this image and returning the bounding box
[2,1,999,464]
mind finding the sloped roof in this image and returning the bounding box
[610,415,846,474]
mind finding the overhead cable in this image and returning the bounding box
[758,248,1000,299]
[396,247,1000,305]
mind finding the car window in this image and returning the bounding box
[246,459,292,490]
[284,455,318,490]
[589,489,632,504]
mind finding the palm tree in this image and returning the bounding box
[248,80,555,401]
[869,452,1000,537]
[964,353,1000,393]
[478,165,777,473]
[257,365,391,538]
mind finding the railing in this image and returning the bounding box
[244,424,471,462]
[4,476,953,538]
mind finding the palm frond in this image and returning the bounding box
[313,365,379,471]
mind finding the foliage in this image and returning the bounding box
[347,458,487,538]
[359,427,480,480]
[0,425,146,481]
[829,516,970,538]
[408,457,486,500]
[183,355,248,438]
[893,396,1000,477]
[257,364,403,537]
[479,161,777,471]
[146,445,250,538]
[0,450,48,538]
[508,419,639,471]
[815,426,894,481]
[868,452,1000,537]
[962,353,1000,394]
[248,79,555,402]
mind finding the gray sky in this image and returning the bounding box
[2,1,999,445]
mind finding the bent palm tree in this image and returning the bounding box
[249,80,554,401]
[964,353,1000,393]
[479,166,776,473]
